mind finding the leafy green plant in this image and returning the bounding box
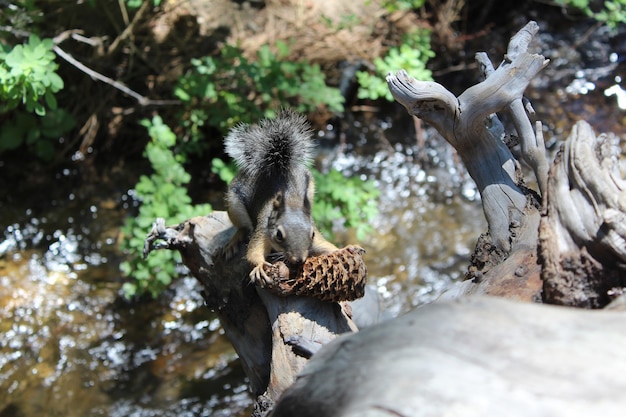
[0,34,74,159]
[357,28,434,101]
[0,35,64,116]
[312,168,380,242]
[0,108,75,160]
[556,0,626,29]
[210,157,237,185]
[590,0,626,28]
[382,0,426,12]
[119,115,212,298]
[320,13,361,30]
[125,0,162,8]
[174,41,345,139]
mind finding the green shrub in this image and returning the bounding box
[210,157,237,185]
[0,35,74,159]
[0,35,63,116]
[119,115,212,298]
[0,108,75,160]
[382,0,426,12]
[125,0,162,7]
[555,0,626,29]
[174,41,345,140]
[591,0,626,28]
[312,168,380,242]
[357,28,434,101]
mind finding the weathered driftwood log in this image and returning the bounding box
[540,120,626,307]
[387,21,548,300]
[269,296,626,417]
[143,211,361,412]
[387,21,548,253]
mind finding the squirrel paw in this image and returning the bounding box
[221,240,240,261]
[222,229,247,260]
[249,262,273,287]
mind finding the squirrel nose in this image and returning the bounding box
[288,253,307,264]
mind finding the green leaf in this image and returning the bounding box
[0,123,25,150]
[122,282,137,299]
[156,270,172,285]
[134,267,151,281]
[135,175,156,195]
[24,124,41,144]
[126,0,143,8]
[33,102,46,116]
[4,45,24,68]
[34,139,55,160]
[46,72,64,91]
[41,108,75,138]
[43,89,57,110]
[173,87,191,101]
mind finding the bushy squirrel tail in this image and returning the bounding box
[224,110,314,179]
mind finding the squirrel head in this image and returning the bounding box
[267,191,314,264]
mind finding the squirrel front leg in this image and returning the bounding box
[246,227,272,286]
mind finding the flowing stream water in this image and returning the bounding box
[1,16,625,417]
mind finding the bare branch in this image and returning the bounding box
[107,0,151,56]
[53,45,179,107]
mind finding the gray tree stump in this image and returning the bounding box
[143,212,357,414]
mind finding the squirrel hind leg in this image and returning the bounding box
[222,227,248,260]
[223,190,254,260]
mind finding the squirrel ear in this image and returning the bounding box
[273,191,283,208]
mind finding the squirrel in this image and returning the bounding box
[222,110,338,285]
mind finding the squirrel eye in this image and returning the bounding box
[310,229,315,239]
[275,228,284,242]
